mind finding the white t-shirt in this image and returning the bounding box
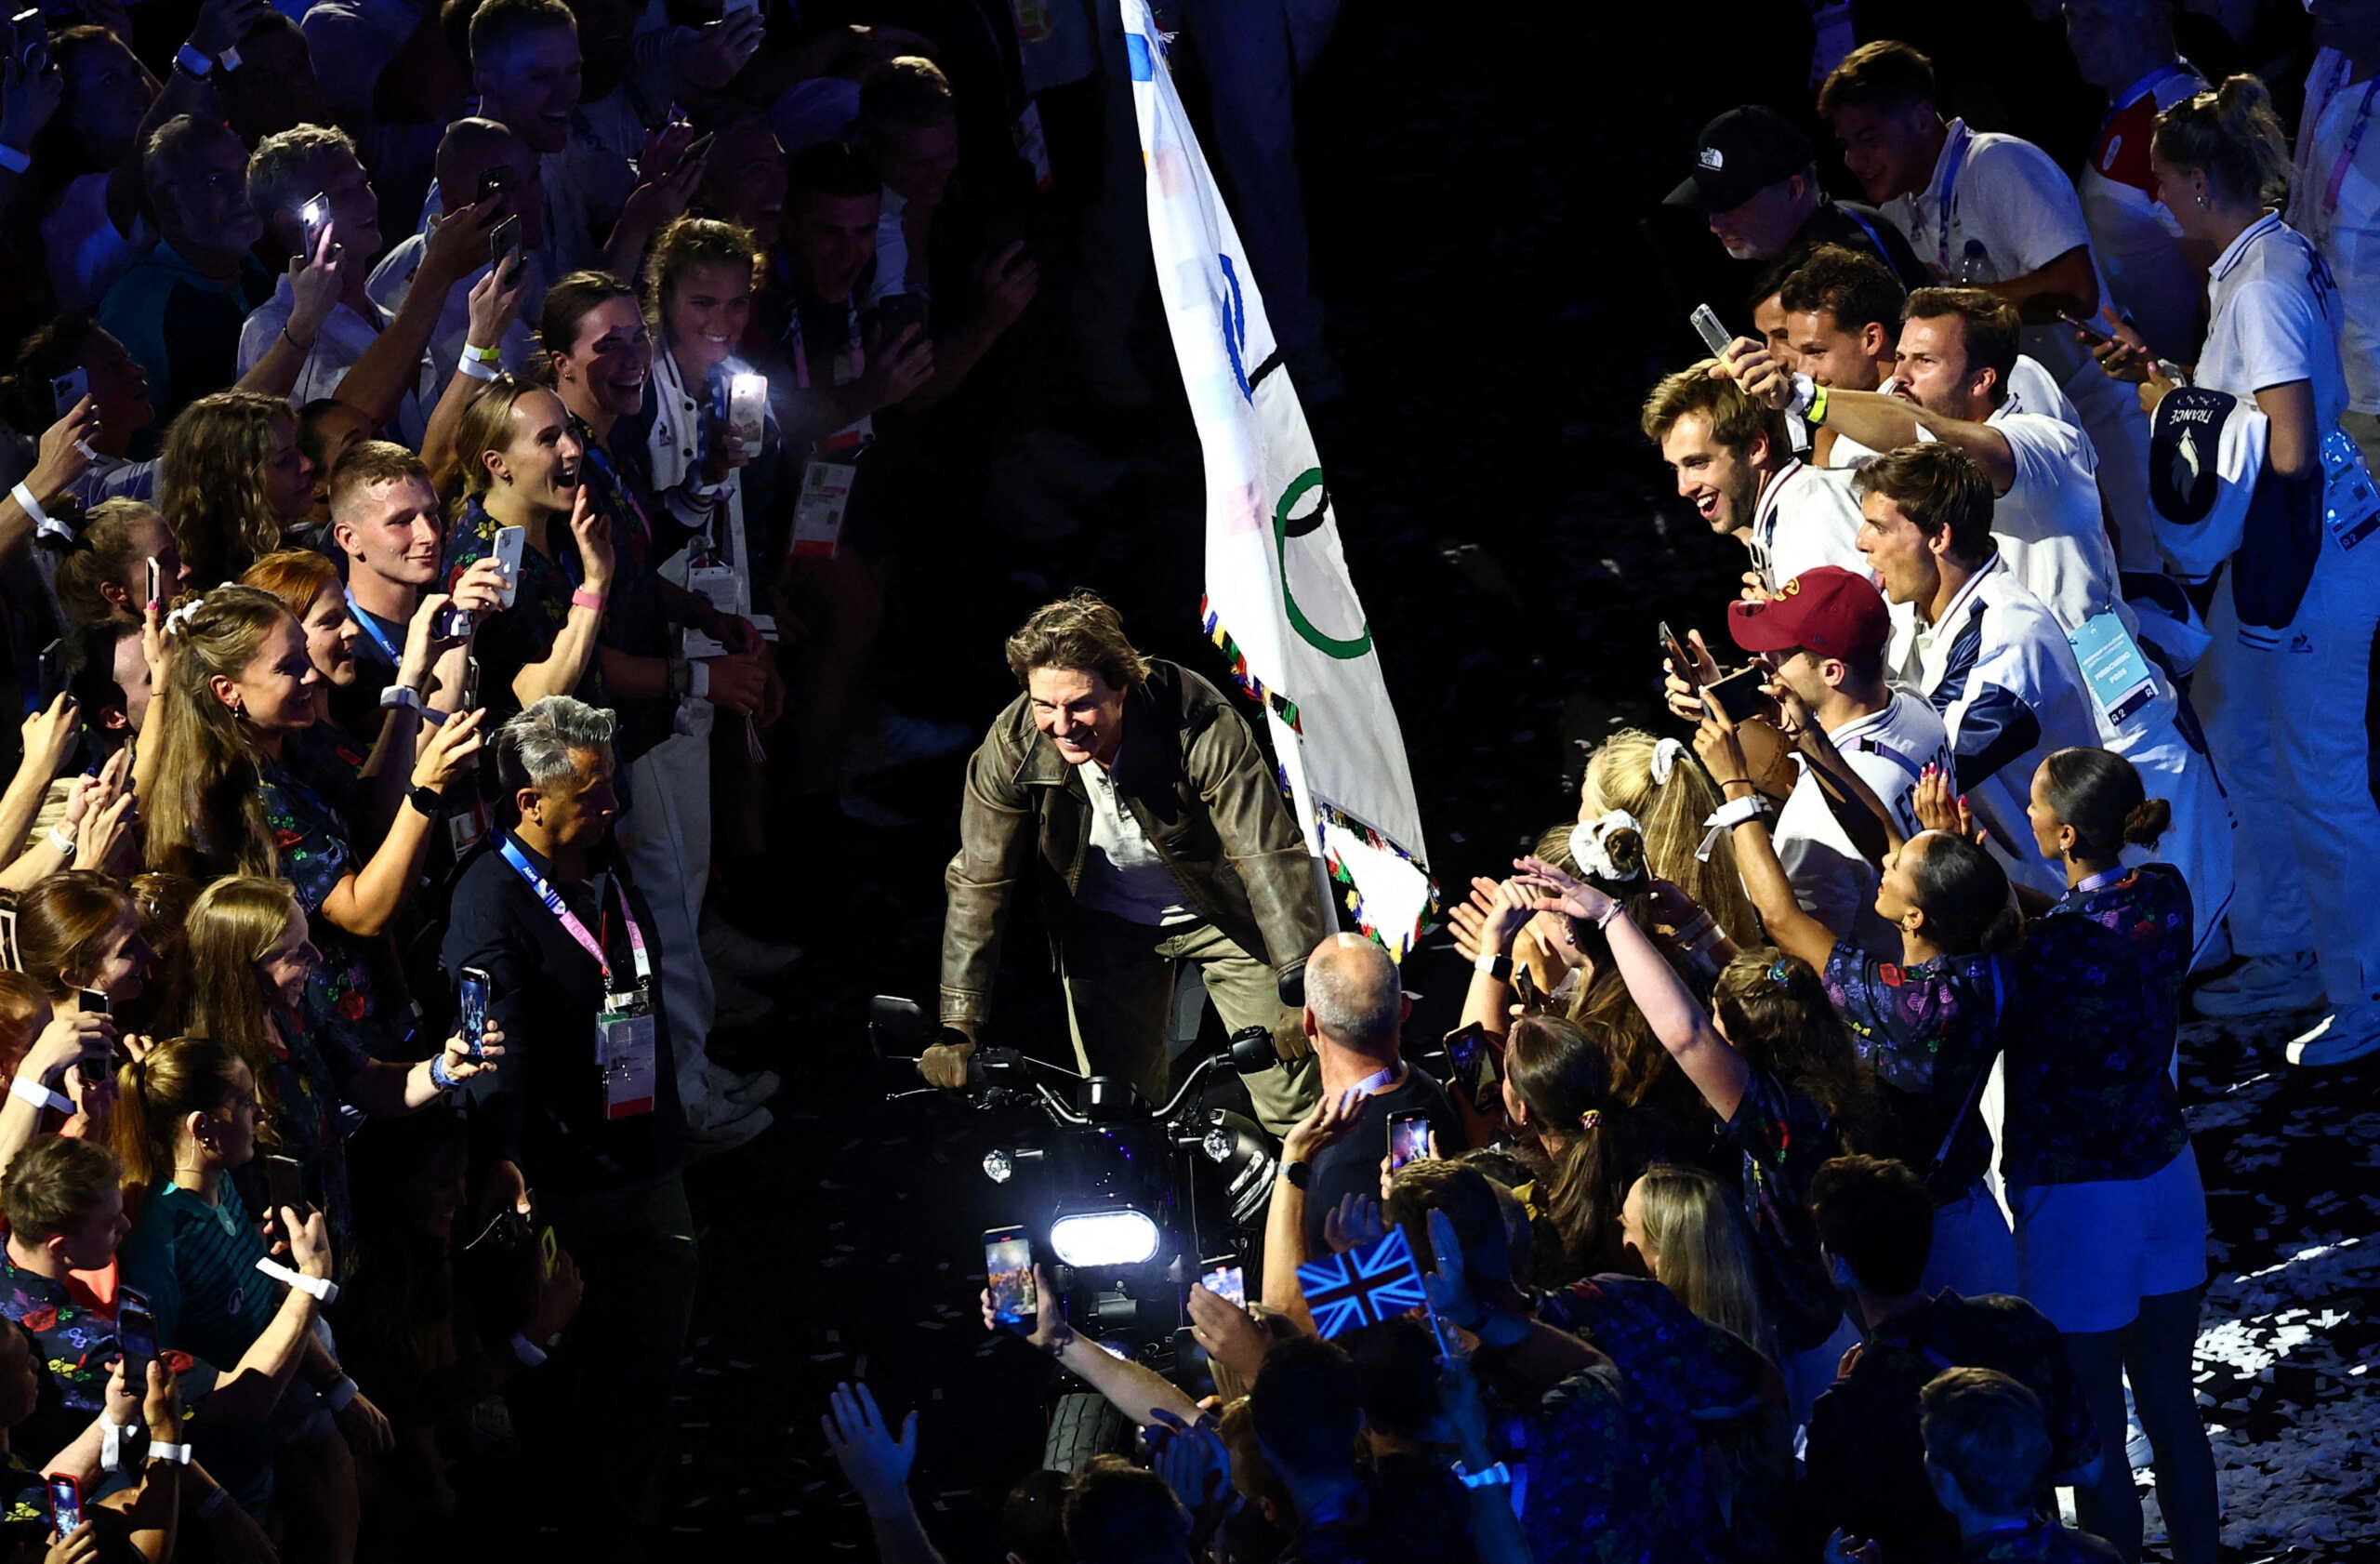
[2287,50,2380,412]
[1749,459,1871,589]
[1831,690,1954,839]
[1075,762,1196,927]
[236,276,439,448]
[1824,355,2077,468]
[2196,212,2353,436]
[366,236,549,379]
[1904,404,2120,634]
[1774,762,1898,955]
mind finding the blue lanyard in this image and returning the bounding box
[343,589,401,665]
[495,833,648,987]
[1933,127,1973,276]
[2073,866,2133,895]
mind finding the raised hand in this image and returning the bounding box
[821,1381,919,1518]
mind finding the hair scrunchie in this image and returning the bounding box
[1575,810,1645,885]
[1650,736,1686,786]
[1577,1108,1601,1133]
[164,594,206,639]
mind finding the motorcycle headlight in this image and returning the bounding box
[1048,1206,1160,1267]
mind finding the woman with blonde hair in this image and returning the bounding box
[155,391,315,588]
[179,876,498,1267]
[1620,1162,1769,1353]
[1578,728,1759,946]
[141,586,483,1064]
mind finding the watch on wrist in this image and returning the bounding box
[408,784,445,818]
[1283,1160,1313,1190]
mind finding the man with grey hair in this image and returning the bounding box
[1290,933,1464,1250]
[440,696,701,1535]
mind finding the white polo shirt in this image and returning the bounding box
[2196,212,2352,434]
[1831,690,1954,839]
[1749,459,1871,590]
[1887,554,2101,896]
[2287,50,2380,412]
[235,276,439,448]
[1772,691,1952,953]
[1823,354,2077,468]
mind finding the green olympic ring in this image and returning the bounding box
[1273,467,1371,659]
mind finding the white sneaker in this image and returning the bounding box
[2285,1002,2380,1068]
[700,913,802,980]
[2191,951,2323,1017]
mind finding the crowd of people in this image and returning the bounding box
[0,0,2363,1557]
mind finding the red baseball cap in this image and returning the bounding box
[1726,566,1890,661]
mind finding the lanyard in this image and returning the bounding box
[1932,125,1974,277]
[2072,866,2132,895]
[2325,77,2379,219]
[342,589,401,665]
[2104,61,2191,126]
[576,436,654,545]
[1753,458,1804,551]
[785,290,864,391]
[496,833,650,989]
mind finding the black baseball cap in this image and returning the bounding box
[1665,107,1816,214]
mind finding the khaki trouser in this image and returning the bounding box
[1060,909,1318,1136]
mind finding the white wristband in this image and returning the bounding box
[99,1418,134,1473]
[509,1332,549,1367]
[11,483,69,543]
[324,1374,360,1412]
[0,143,28,175]
[255,1256,338,1304]
[46,824,75,858]
[9,1077,73,1114]
[1697,794,1773,863]
[688,660,710,701]
[147,1441,192,1465]
[1786,371,1815,418]
[456,352,500,382]
[1473,950,1511,981]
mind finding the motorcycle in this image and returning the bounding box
[868,996,1283,1469]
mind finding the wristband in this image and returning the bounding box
[571,587,605,614]
[1473,951,1512,982]
[11,483,70,544]
[687,660,710,702]
[0,144,28,175]
[46,824,75,858]
[148,1442,193,1465]
[509,1332,549,1367]
[378,683,424,715]
[456,352,499,383]
[100,1418,134,1473]
[255,1257,338,1304]
[323,1375,361,1413]
[407,784,445,819]
[429,1053,458,1092]
[464,340,502,364]
[1786,371,1815,419]
[665,657,691,701]
[1698,795,1773,863]
[1805,382,1829,426]
[1591,900,1628,931]
[10,1077,73,1114]
[1283,1160,1313,1190]
[173,43,212,76]
[217,44,241,72]
[197,1488,230,1518]
[1451,1459,1511,1490]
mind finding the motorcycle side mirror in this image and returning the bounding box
[1225,1025,1280,1076]
[867,995,933,1058]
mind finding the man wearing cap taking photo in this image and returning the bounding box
[1668,104,1927,290]
[1669,565,1951,951]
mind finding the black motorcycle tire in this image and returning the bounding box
[1042,1391,1134,1474]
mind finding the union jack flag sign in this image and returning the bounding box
[1297,1226,1428,1338]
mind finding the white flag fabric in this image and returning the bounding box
[1123,4,1433,954]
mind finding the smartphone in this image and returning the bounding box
[263,1154,306,1216]
[2058,311,2114,349]
[875,292,930,341]
[1441,1021,1500,1112]
[720,0,756,19]
[457,966,491,1057]
[49,366,86,420]
[11,9,45,75]
[985,1226,1036,1328]
[432,605,473,640]
[492,524,526,610]
[489,213,522,279]
[299,191,331,258]
[459,655,481,711]
[1658,619,1701,685]
[1689,302,1734,360]
[1703,664,1770,724]
[144,555,161,608]
[74,987,107,1015]
[1511,964,1543,1012]
[682,131,716,166]
[1198,1257,1245,1309]
[727,371,767,450]
[114,1292,156,1385]
[46,1474,78,1539]
[1387,1111,1432,1173]
[34,638,69,707]
[476,164,514,205]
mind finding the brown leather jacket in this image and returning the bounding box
[939,659,1331,1027]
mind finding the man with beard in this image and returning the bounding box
[1641,364,1870,598]
[1666,105,1927,290]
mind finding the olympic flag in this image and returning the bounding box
[1123,3,1434,954]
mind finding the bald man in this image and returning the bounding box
[365,117,551,377]
[1293,934,1466,1250]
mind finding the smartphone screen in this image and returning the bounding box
[49,367,86,419]
[1198,1259,1245,1308]
[115,1295,156,1383]
[263,1154,306,1216]
[1388,1111,1432,1173]
[46,1475,78,1538]
[75,987,107,1016]
[299,192,331,258]
[457,966,491,1056]
[985,1227,1035,1326]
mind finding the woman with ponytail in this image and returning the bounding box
[1498,1013,1643,1278]
[1977,747,2212,1564]
[112,1036,363,1525]
[1577,730,1759,947]
[2097,74,2380,1076]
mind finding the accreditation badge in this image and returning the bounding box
[596,988,658,1120]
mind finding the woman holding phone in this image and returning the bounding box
[177,876,498,1271]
